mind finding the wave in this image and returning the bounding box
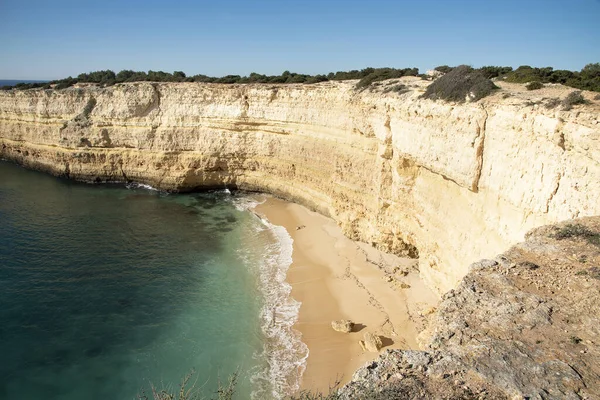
[234,197,308,399]
[124,182,160,191]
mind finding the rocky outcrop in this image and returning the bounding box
[0,79,598,294]
[340,217,600,399]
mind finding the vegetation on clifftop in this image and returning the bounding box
[0,67,419,91]
[434,63,600,92]
[422,65,498,102]
[2,63,598,96]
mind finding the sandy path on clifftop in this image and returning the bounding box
[255,197,438,394]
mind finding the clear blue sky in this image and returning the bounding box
[0,0,598,80]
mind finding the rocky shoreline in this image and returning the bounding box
[339,217,600,399]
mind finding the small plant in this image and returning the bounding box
[524,100,542,107]
[575,270,588,276]
[545,97,561,109]
[570,336,582,344]
[383,84,409,94]
[288,379,342,400]
[550,224,600,247]
[594,94,600,100]
[502,93,511,99]
[526,81,544,90]
[138,370,238,400]
[562,91,586,110]
[82,97,97,118]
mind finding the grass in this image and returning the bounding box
[138,370,238,400]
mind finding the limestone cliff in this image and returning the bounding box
[1,78,598,294]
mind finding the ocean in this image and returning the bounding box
[0,79,48,88]
[0,160,306,399]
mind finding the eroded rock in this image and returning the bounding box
[360,332,383,352]
[331,319,354,333]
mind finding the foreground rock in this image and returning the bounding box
[339,217,600,399]
[331,319,354,333]
[359,332,383,352]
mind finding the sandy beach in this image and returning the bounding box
[254,196,438,393]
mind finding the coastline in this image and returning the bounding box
[254,196,438,393]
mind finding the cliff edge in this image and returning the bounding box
[341,217,600,399]
[1,77,598,295]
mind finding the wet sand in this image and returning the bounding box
[254,196,438,393]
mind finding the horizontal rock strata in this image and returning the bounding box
[1,79,599,294]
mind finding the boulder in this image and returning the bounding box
[359,332,383,352]
[331,319,354,333]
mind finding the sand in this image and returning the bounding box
[254,196,438,394]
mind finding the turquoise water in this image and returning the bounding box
[0,161,306,399]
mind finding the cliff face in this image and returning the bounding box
[1,78,598,294]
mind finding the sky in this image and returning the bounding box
[0,0,598,80]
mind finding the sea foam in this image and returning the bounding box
[233,196,308,399]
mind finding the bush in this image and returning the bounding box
[422,65,498,102]
[355,67,419,89]
[383,84,409,94]
[526,81,543,90]
[478,66,513,79]
[4,63,597,92]
[561,91,587,110]
[503,63,600,92]
[545,97,561,109]
[434,65,453,74]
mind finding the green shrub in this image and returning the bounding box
[503,63,600,92]
[551,223,600,246]
[422,65,497,102]
[5,63,597,92]
[355,67,419,89]
[526,81,543,90]
[478,66,513,79]
[434,65,453,74]
[561,91,587,110]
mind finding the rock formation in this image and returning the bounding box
[341,217,600,399]
[360,332,383,353]
[331,319,355,333]
[1,78,597,295]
